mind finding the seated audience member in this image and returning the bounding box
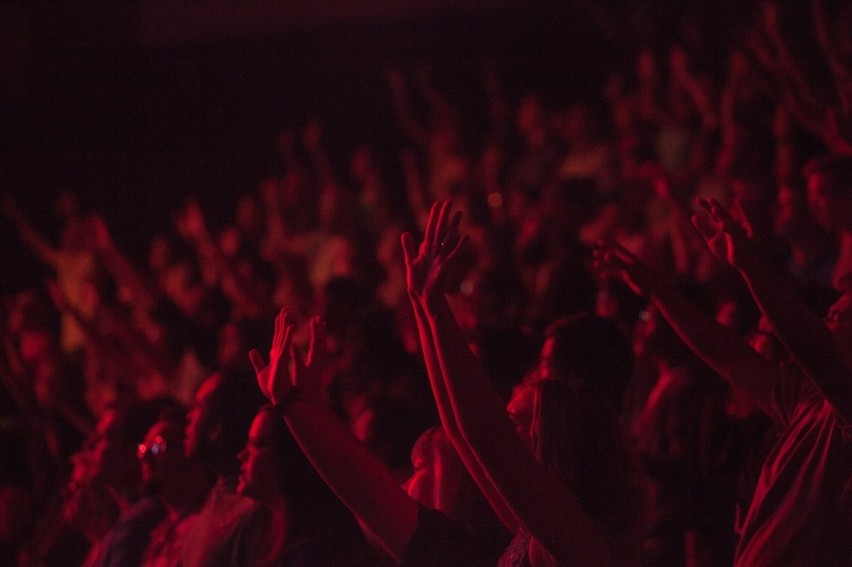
[180,367,272,566]
[804,155,852,291]
[63,396,176,567]
[139,405,213,566]
[401,201,642,566]
[248,310,510,566]
[236,404,373,565]
[595,196,852,565]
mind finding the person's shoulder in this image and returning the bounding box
[113,496,166,531]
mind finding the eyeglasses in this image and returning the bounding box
[137,435,167,460]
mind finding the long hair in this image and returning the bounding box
[528,314,641,539]
[256,405,371,561]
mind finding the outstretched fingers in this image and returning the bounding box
[401,231,417,268]
[708,198,748,240]
[289,316,326,401]
[307,316,327,368]
[267,308,296,401]
[248,349,269,398]
[424,202,442,253]
[691,207,717,242]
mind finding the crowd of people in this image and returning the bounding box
[2,2,852,565]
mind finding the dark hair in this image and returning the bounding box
[541,313,632,406]
[204,366,268,477]
[532,379,640,539]
[112,395,184,450]
[255,405,370,555]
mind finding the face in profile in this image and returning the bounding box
[138,418,184,493]
[506,382,536,453]
[77,408,139,489]
[402,428,467,518]
[807,172,852,232]
[825,290,852,347]
[401,442,438,509]
[63,408,138,530]
[237,410,280,503]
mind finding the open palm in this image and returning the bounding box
[401,201,467,302]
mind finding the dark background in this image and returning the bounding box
[0,1,742,295]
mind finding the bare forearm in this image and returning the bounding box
[282,399,418,562]
[739,263,852,418]
[409,293,520,532]
[421,295,609,564]
[647,282,774,413]
[422,294,509,440]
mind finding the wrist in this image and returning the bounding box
[422,289,448,311]
[272,388,302,416]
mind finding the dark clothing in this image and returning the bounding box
[403,505,504,567]
[94,497,166,567]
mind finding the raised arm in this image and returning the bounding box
[87,214,159,312]
[3,193,60,267]
[594,240,776,415]
[692,198,852,420]
[811,0,852,112]
[248,309,419,563]
[412,201,611,566]
[175,199,266,318]
[400,206,520,533]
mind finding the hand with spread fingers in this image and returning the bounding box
[249,308,296,406]
[690,198,759,271]
[401,200,468,304]
[249,309,327,409]
[593,241,667,297]
[290,316,327,404]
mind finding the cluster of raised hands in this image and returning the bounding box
[248,201,471,411]
[594,197,760,294]
[244,195,852,566]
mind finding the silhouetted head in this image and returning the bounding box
[185,367,267,479]
[805,155,852,232]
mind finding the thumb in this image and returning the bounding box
[290,344,306,388]
[400,232,417,266]
[691,212,715,241]
[248,349,266,375]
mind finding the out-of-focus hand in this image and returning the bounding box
[291,316,326,404]
[86,215,112,251]
[175,199,206,241]
[691,198,759,271]
[593,241,661,297]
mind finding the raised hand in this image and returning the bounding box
[691,198,758,270]
[290,316,326,403]
[593,241,663,297]
[86,214,113,251]
[249,308,295,405]
[174,199,207,241]
[692,199,760,269]
[400,201,467,302]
